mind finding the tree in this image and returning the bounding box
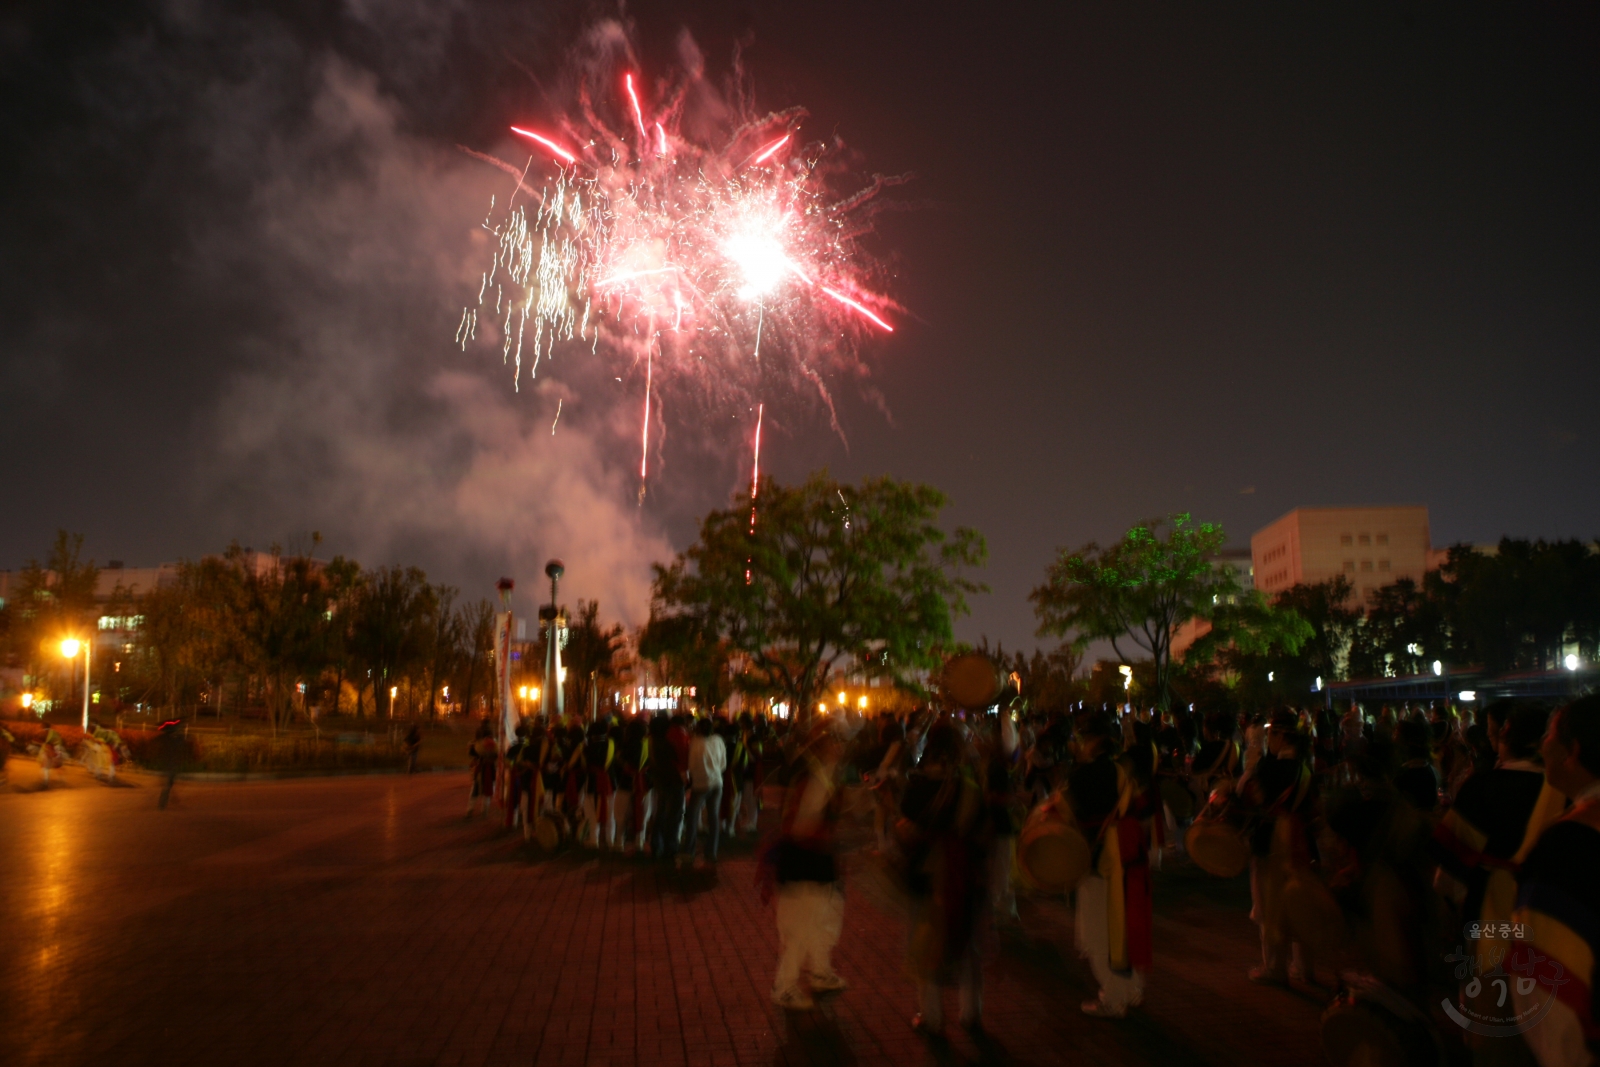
[638,612,736,710]
[651,472,987,720]
[350,565,434,719]
[563,599,626,717]
[978,638,1085,715]
[454,598,497,717]
[227,545,330,735]
[1031,513,1237,711]
[2,531,100,698]
[420,584,463,720]
[320,557,365,715]
[1270,576,1359,685]
[1347,577,1446,680]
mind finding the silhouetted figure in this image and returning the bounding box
[404,724,422,775]
[154,719,185,809]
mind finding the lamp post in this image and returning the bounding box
[60,637,90,731]
[540,560,565,720]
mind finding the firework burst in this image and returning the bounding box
[457,34,902,499]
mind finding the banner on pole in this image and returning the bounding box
[495,611,516,740]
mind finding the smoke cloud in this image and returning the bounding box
[10,2,689,622]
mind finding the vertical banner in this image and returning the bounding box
[495,611,516,741]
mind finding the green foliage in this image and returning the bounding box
[0,530,101,679]
[1344,539,1600,679]
[558,599,627,715]
[1031,513,1235,710]
[650,471,986,718]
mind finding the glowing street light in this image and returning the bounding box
[60,636,90,731]
[1566,654,1581,672]
[21,692,34,711]
[836,691,847,706]
[857,695,868,711]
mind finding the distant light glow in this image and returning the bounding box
[1565,653,1581,671]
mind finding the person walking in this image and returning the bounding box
[0,722,14,785]
[154,718,185,809]
[649,713,688,863]
[684,717,727,865]
[614,717,652,852]
[39,725,66,787]
[901,718,991,1037]
[403,723,422,775]
[768,721,847,1010]
[467,720,497,818]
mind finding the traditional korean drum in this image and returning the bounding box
[534,811,567,852]
[1284,873,1347,963]
[1159,775,1195,823]
[1321,985,1445,1067]
[1184,801,1251,878]
[1017,798,1090,894]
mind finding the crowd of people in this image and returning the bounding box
[468,690,1598,1066]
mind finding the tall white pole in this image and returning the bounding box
[82,637,91,732]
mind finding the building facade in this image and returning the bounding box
[1251,506,1432,606]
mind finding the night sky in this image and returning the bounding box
[2,1,1596,653]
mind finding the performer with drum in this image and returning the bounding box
[466,719,498,818]
[1511,694,1600,1067]
[1070,709,1153,1018]
[1432,703,1556,974]
[1241,708,1319,988]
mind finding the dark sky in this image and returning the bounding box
[2,1,1596,652]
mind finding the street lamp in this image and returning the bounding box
[60,637,90,731]
[1566,654,1581,672]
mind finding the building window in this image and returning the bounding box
[1343,561,1356,573]
[1361,560,1373,572]
[1358,533,1371,546]
[1376,533,1389,546]
[1379,559,1390,572]
[1340,534,1353,547]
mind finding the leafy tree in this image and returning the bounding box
[350,565,435,719]
[563,599,626,716]
[320,557,365,715]
[1032,513,1236,711]
[1435,540,1600,671]
[1271,576,1359,685]
[651,472,986,720]
[2,531,100,695]
[1347,577,1447,680]
[420,584,463,720]
[454,598,497,717]
[638,612,736,710]
[226,544,330,735]
[978,639,1085,715]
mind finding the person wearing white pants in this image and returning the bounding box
[770,725,847,1011]
[1075,872,1145,1014]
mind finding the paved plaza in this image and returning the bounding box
[2,761,1327,1067]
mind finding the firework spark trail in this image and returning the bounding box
[464,33,902,496]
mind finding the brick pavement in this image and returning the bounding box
[0,760,1327,1067]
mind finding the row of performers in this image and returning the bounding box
[1004,697,1600,1067]
[465,714,774,850]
